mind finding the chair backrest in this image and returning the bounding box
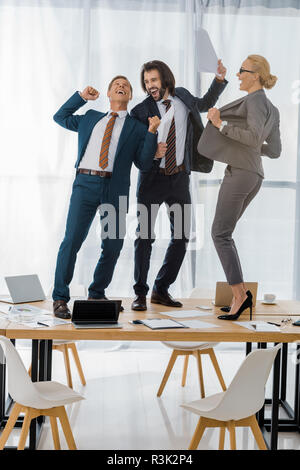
[0,336,42,405]
[216,344,281,420]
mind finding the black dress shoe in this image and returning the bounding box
[53,300,71,319]
[88,296,124,312]
[131,295,147,311]
[150,290,183,308]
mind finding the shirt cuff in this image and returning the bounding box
[78,91,87,102]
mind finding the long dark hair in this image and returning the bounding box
[140,60,175,96]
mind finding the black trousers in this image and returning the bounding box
[133,164,191,296]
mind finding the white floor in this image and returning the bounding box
[3,341,300,450]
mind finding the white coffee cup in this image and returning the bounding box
[263,293,276,303]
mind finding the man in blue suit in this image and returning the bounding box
[52,77,160,318]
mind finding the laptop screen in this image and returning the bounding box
[72,300,120,323]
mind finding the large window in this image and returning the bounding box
[0,0,299,300]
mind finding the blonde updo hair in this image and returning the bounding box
[247,54,277,89]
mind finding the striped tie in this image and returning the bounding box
[162,100,177,175]
[99,112,118,169]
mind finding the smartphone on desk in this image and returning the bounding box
[292,319,300,326]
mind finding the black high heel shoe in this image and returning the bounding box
[218,290,253,321]
[220,306,231,313]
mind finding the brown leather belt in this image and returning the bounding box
[77,168,112,178]
[158,163,185,175]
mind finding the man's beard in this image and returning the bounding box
[147,87,166,101]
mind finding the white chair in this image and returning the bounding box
[0,336,84,450]
[181,344,281,450]
[157,288,226,397]
[45,283,87,389]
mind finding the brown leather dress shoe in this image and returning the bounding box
[131,295,147,311]
[53,300,71,319]
[150,290,183,308]
[88,296,124,312]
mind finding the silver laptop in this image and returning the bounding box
[0,274,46,304]
[214,281,258,307]
[72,300,123,329]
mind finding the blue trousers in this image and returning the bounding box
[53,173,124,302]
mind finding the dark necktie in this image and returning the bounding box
[99,112,118,169]
[162,100,177,175]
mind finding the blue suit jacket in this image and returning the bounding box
[53,92,157,208]
[131,78,227,174]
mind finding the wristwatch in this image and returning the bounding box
[219,121,228,132]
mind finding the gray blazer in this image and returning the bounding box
[197,89,281,177]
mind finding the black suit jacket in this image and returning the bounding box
[130,78,228,174]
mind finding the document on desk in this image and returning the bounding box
[0,303,52,316]
[236,321,281,332]
[178,320,220,329]
[163,310,212,318]
[141,318,185,330]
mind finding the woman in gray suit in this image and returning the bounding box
[198,54,281,320]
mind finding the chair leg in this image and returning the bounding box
[157,350,179,397]
[208,349,227,391]
[17,408,36,450]
[0,403,22,450]
[227,420,236,450]
[57,406,77,450]
[50,416,61,450]
[62,345,73,389]
[219,426,226,450]
[249,415,267,450]
[188,417,207,450]
[194,351,205,398]
[69,343,86,386]
[181,355,189,387]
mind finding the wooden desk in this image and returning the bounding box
[3,298,300,343]
[2,298,300,451]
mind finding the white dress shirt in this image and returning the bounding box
[79,110,128,172]
[156,95,189,168]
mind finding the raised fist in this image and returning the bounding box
[148,115,161,134]
[80,86,100,101]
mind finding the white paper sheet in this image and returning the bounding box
[141,318,185,329]
[196,28,219,74]
[162,310,209,319]
[236,321,281,332]
[178,320,220,329]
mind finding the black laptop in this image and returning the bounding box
[72,300,123,329]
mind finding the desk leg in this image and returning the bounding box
[0,355,5,427]
[295,344,300,429]
[257,343,267,429]
[246,343,252,355]
[270,344,281,450]
[28,339,53,450]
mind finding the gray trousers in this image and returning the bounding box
[211,165,263,285]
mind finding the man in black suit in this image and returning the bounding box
[131,60,227,311]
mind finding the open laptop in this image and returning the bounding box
[214,281,258,307]
[72,300,123,329]
[0,274,46,304]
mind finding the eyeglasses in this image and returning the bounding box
[281,318,292,325]
[239,68,255,74]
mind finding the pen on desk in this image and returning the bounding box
[37,321,49,327]
[267,321,281,327]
